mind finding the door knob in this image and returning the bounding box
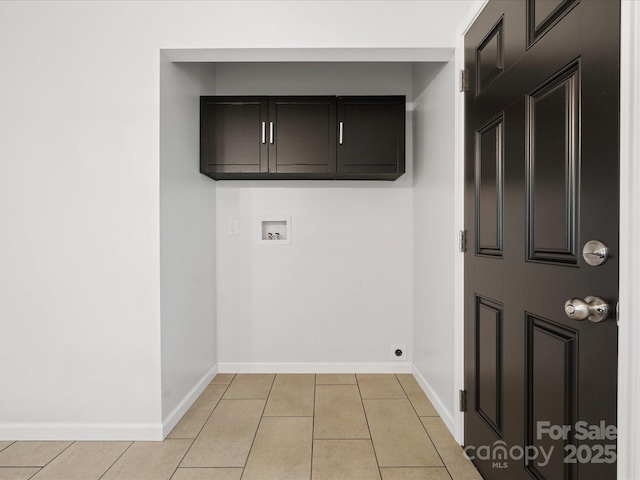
[564,296,609,322]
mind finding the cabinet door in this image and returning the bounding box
[337,96,405,175]
[200,97,268,176]
[268,97,337,174]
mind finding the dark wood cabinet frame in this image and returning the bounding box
[200,95,405,181]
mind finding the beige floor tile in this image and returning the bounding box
[242,417,312,480]
[171,467,243,480]
[421,418,482,480]
[312,440,381,480]
[0,468,41,480]
[181,399,264,468]
[380,468,452,480]
[419,418,456,450]
[100,439,191,480]
[210,374,236,385]
[263,374,315,417]
[357,374,407,399]
[314,385,370,439]
[0,442,71,467]
[315,374,356,385]
[30,442,130,480]
[222,374,274,399]
[364,399,442,467]
[396,375,439,416]
[0,444,14,454]
[169,384,228,438]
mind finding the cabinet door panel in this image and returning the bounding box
[200,97,268,174]
[337,96,405,174]
[269,97,337,173]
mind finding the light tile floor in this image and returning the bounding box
[0,374,483,480]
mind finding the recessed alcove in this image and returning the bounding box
[159,46,457,430]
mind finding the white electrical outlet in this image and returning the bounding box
[391,344,407,361]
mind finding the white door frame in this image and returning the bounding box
[453,2,640,478]
[452,0,487,444]
[617,2,640,478]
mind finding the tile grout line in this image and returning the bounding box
[178,377,235,445]
[419,423,456,480]
[310,374,316,480]
[27,440,76,477]
[355,374,383,480]
[395,374,453,480]
[0,442,16,454]
[169,375,236,479]
[0,465,42,470]
[311,437,371,440]
[166,439,196,480]
[396,373,426,418]
[239,373,277,478]
[261,415,314,418]
[97,441,135,480]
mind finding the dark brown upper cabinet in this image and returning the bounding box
[200,95,405,180]
[337,96,405,179]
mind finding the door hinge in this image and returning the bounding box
[459,389,467,412]
[459,230,467,252]
[460,69,469,92]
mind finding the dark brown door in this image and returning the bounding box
[464,2,619,480]
[200,96,268,175]
[337,96,405,176]
[269,96,337,174]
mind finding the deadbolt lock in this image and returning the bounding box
[582,240,609,266]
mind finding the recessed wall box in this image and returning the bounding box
[259,216,291,245]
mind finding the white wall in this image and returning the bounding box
[0,0,475,440]
[159,58,217,431]
[0,2,165,440]
[412,61,458,428]
[215,63,414,371]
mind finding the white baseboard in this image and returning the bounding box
[161,363,218,438]
[0,423,164,441]
[217,362,413,374]
[0,364,219,442]
[411,364,456,436]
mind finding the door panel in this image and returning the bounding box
[476,296,504,437]
[476,19,505,93]
[464,2,620,480]
[476,116,504,256]
[526,315,578,480]
[528,0,579,46]
[527,62,579,264]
